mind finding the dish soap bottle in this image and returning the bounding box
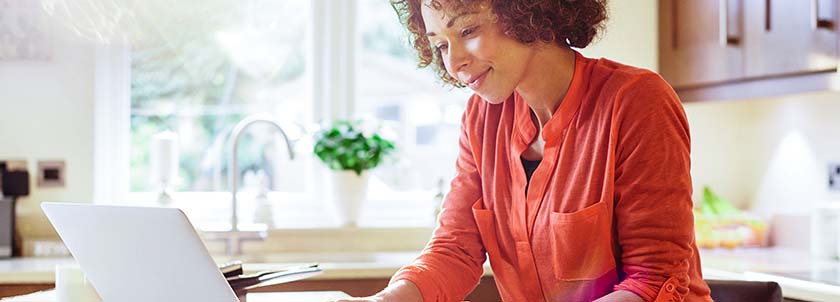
[251,170,275,229]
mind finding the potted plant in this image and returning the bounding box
[313,121,395,227]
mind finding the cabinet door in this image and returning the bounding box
[744,0,838,77]
[659,0,744,88]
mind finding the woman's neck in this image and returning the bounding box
[515,45,576,130]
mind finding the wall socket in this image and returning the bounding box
[37,160,65,188]
[829,163,840,191]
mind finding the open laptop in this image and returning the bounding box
[42,202,248,302]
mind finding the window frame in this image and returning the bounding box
[92,0,439,228]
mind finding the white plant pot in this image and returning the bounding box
[330,170,369,227]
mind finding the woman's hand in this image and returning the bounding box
[331,280,422,302]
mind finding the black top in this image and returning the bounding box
[521,157,541,195]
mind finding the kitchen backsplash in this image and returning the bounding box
[685,90,840,215]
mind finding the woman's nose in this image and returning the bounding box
[446,42,471,74]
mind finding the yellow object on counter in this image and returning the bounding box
[694,210,768,249]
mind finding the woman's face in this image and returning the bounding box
[421,1,535,104]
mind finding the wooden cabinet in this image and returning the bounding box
[659,0,745,87]
[659,0,839,101]
[0,284,53,298]
[743,0,837,77]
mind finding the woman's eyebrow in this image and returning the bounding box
[426,11,478,37]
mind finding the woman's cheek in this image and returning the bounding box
[464,36,485,57]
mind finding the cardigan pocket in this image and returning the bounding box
[548,200,616,281]
[472,198,527,302]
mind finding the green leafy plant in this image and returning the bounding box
[313,121,395,176]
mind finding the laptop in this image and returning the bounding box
[42,202,247,302]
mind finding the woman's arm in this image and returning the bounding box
[610,73,696,302]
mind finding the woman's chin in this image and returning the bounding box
[476,92,509,105]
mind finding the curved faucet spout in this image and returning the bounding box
[229,113,295,234]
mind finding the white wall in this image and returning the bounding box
[683,99,761,208]
[685,90,840,212]
[684,90,840,247]
[579,0,658,71]
[0,16,96,242]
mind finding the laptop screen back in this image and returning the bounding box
[42,202,239,302]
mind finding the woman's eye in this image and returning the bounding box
[436,44,449,52]
[461,26,477,37]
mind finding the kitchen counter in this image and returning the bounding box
[0,258,75,284]
[4,248,840,301]
[0,253,407,284]
[0,252,493,284]
[1,290,350,301]
[700,247,840,302]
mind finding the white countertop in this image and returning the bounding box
[0,257,76,284]
[1,290,350,301]
[0,252,425,284]
[700,247,840,302]
[4,248,839,301]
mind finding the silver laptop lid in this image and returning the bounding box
[42,202,239,302]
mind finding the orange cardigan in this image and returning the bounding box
[392,52,713,302]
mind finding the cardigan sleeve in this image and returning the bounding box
[610,73,696,302]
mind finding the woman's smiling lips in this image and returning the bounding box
[464,68,491,90]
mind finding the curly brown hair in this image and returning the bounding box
[390,0,608,87]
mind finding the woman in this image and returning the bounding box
[337,0,712,301]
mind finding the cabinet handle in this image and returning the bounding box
[720,0,741,45]
[671,0,679,49]
[765,0,772,31]
[813,0,836,30]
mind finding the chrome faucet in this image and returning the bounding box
[205,113,295,255]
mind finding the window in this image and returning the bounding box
[355,0,471,193]
[112,0,468,228]
[130,0,312,194]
